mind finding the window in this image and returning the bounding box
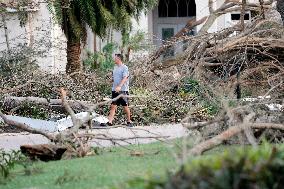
[231,13,250,20]
[158,0,196,17]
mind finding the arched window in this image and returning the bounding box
[158,0,196,17]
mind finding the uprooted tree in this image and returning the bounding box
[131,0,284,155]
[0,0,284,161]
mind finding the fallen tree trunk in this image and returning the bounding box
[3,96,94,110]
[20,144,67,161]
[0,110,56,141]
[189,122,284,156]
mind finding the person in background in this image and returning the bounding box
[100,54,133,127]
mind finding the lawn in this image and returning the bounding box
[2,141,181,189]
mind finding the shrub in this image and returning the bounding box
[120,144,284,189]
[0,149,28,184]
[12,103,49,120]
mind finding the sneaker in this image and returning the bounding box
[127,122,133,127]
[100,122,113,127]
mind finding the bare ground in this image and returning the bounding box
[0,124,189,151]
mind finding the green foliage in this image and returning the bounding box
[203,101,219,116]
[228,100,238,107]
[0,46,39,76]
[0,149,27,184]
[3,141,177,189]
[55,170,87,185]
[49,0,158,42]
[23,165,43,176]
[16,0,31,26]
[241,87,253,97]
[83,50,104,70]
[84,42,117,72]
[96,83,112,96]
[121,30,148,52]
[122,144,284,189]
[179,78,220,118]
[179,78,200,94]
[129,88,194,124]
[12,103,49,120]
[101,42,117,71]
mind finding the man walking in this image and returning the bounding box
[100,54,133,127]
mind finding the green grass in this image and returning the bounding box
[2,142,180,189]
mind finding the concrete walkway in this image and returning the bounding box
[0,124,189,151]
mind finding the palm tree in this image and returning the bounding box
[50,0,157,74]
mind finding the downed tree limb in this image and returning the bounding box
[59,88,82,132]
[148,0,275,68]
[0,110,56,141]
[182,116,228,129]
[188,122,284,156]
[3,95,94,110]
[149,17,207,63]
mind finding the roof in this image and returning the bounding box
[0,0,39,12]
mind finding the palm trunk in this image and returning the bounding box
[66,41,82,74]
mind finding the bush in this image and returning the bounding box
[120,144,284,189]
[83,42,117,72]
[0,149,27,184]
[11,103,49,120]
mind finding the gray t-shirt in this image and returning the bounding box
[112,64,129,91]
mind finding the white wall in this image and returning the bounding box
[0,3,67,74]
[88,11,149,55]
[131,13,149,33]
[0,13,27,51]
[196,0,258,33]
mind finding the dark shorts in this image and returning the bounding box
[111,91,129,106]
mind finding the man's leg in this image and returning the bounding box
[123,106,131,123]
[108,104,117,124]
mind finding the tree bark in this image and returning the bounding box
[1,13,10,52]
[189,123,284,156]
[277,0,284,25]
[66,41,82,74]
[20,144,67,161]
[3,96,93,110]
[259,0,265,19]
[241,0,247,31]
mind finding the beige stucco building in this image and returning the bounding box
[0,0,67,74]
[1,0,270,73]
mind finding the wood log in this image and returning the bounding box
[3,96,94,110]
[188,123,284,156]
[20,144,67,161]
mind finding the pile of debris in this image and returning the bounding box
[130,0,284,151]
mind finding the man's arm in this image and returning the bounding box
[115,76,128,92]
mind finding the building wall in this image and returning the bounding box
[196,0,258,32]
[0,3,67,74]
[0,13,27,51]
[151,6,196,46]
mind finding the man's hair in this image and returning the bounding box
[115,54,123,61]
